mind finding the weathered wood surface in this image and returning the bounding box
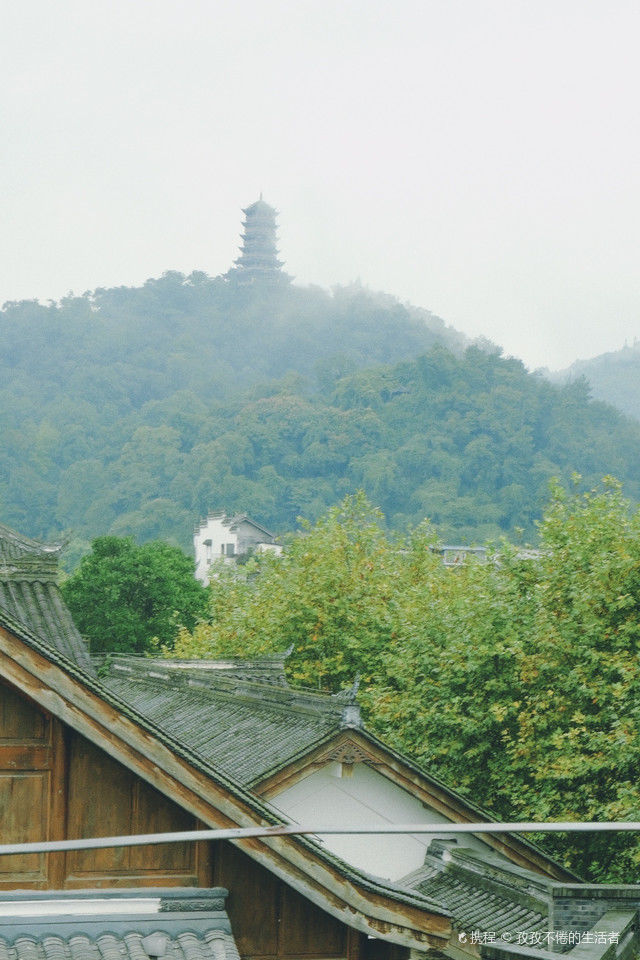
[0,678,202,888]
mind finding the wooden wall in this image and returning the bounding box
[0,678,203,889]
[0,678,406,959]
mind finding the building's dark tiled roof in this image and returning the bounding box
[401,842,550,939]
[0,523,92,673]
[101,656,357,785]
[0,889,240,960]
[0,928,240,960]
[421,872,547,936]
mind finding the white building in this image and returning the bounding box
[429,545,487,566]
[194,511,282,584]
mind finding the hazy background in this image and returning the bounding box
[2,0,638,370]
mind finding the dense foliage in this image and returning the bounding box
[61,536,208,654]
[2,272,640,564]
[174,483,640,882]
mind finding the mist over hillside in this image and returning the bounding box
[2,272,639,566]
[550,342,640,422]
[1,272,463,401]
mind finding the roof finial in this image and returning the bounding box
[347,674,361,704]
[260,191,263,201]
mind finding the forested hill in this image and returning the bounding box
[2,272,640,565]
[551,342,640,421]
[1,272,463,402]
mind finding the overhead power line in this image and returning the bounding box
[2,820,640,858]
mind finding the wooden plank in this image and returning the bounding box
[213,842,280,957]
[0,770,48,881]
[0,745,51,769]
[0,679,48,741]
[47,717,67,888]
[346,927,363,959]
[0,679,54,888]
[65,733,132,876]
[62,874,200,890]
[278,881,347,958]
[64,731,200,884]
[130,777,195,873]
[195,824,214,888]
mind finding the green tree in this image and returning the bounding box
[369,477,640,881]
[62,536,208,654]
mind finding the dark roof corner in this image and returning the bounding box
[0,521,93,675]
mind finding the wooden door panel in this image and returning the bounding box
[65,732,199,883]
[0,771,48,880]
[0,681,53,886]
[213,842,280,956]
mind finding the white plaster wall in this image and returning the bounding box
[256,542,283,556]
[270,762,491,880]
[194,516,238,583]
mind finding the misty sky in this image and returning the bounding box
[2,1,639,370]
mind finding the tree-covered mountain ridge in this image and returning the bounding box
[2,270,640,564]
[550,341,640,421]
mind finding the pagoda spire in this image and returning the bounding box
[226,196,291,284]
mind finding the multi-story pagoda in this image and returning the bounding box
[227,194,291,284]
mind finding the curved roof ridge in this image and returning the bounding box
[103,655,351,721]
[0,521,63,560]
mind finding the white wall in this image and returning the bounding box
[194,515,281,584]
[194,515,238,583]
[270,762,491,880]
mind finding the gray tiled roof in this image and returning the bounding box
[0,929,240,960]
[0,523,93,673]
[0,890,240,960]
[101,656,355,786]
[420,873,547,936]
[401,842,551,939]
